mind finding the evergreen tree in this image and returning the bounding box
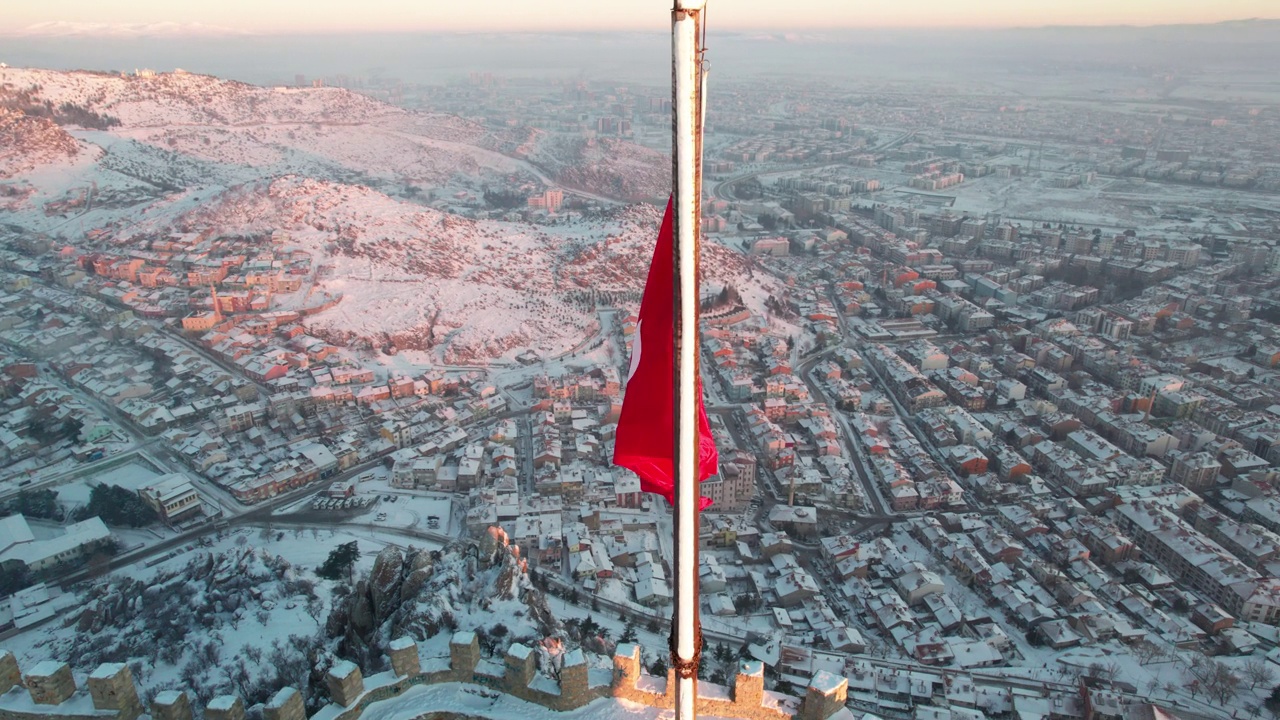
[75,485,157,527]
[8,489,64,521]
[0,564,31,596]
[1266,685,1280,715]
[317,541,360,580]
[714,643,732,665]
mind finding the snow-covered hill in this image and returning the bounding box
[1,67,394,127]
[0,67,530,189]
[329,531,561,673]
[0,66,770,362]
[162,177,767,363]
[0,107,87,177]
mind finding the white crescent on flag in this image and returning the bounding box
[627,320,643,382]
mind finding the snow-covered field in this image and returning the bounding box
[929,169,1280,236]
[355,484,454,535]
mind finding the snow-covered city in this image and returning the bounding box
[1,6,1280,720]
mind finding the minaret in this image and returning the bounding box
[211,285,222,320]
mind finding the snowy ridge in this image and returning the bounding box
[7,542,335,708]
[0,68,396,128]
[1,67,534,187]
[0,530,846,720]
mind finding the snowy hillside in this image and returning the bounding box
[0,107,88,177]
[160,177,767,363]
[0,528,573,714]
[6,536,341,710]
[0,66,771,363]
[0,67,532,189]
[529,134,669,202]
[0,67,395,127]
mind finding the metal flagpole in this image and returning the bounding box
[671,2,705,719]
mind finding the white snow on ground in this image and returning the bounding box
[0,525,422,704]
[351,482,455,535]
[57,460,162,505]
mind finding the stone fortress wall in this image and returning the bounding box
[0,637,850,720]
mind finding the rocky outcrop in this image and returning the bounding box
[368,546,404,619]
[333,533,558,671]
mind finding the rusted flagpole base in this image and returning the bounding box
[669,628,704,679]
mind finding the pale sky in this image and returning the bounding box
[10,0,1278,34]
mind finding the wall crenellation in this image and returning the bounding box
[150,690,192,720]
[0,636,847,720]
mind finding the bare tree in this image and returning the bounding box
[1187,656,1214,685]
[1203,660,1240,705]
[1244,659,1276,691]
[1132,639,1163,665]
[227,663,254,701]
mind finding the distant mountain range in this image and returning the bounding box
[9,21,254,38]
[6,17,1277,39]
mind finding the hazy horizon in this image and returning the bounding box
[4,20,1280,88]
[4,0,1279,35]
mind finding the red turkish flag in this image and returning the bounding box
[613,197,718,510]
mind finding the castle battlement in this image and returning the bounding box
[0,636,851,720]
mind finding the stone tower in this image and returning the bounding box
[388,638,420,677]
[325,661,364,707]
[503,644,535,692]
[264,687,305,720]
[25,661,75,705]
[87,663,142,720]
[733,660,765,707]
[799,670,848,720]
[0,651,22,694]
[449,631,479,680]
[560,648,589,706]
[205,695,245,720]
[151,690,193,720]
